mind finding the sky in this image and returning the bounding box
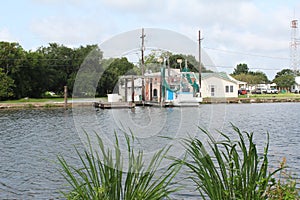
[1,0,300,79]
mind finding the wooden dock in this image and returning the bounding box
[93,102,135,109]
[93,101,201,109]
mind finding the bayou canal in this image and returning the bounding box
[0,103,299,199]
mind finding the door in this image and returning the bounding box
[167,90,174,100]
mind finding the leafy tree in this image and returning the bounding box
[11,51,49,98]
[0,42,26,98]
[144,51,212,73]
[0,42,25,75]
[0,68,15,100]
[233,63,249,75]
[68,45,102,96]
[232,71,269,84]
[37,43,73,94]
[97,57,135,96]
[72,46,104,97]
[249,71,269,84]
[273,69,296,89]
[37,43,102,96]
[274,69,296,78]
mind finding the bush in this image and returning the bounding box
[266,157,300,200]
[175,125,285,200]
[58,132,179,200]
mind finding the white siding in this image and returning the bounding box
[201,76,238,98]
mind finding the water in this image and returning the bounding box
[0,103,299,199]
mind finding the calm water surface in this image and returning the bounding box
[0,103,299,199]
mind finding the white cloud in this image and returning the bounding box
[0,27,18,42]
[22,0,300,78]
[30,16,114,46]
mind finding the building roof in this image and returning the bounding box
[198,72,246,84]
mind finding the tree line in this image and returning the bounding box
[231,63,298,89]
[0,41,136,100]
[0,42,212,100]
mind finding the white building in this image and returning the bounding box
[200,72,244,98]
[119,78,143,102]
[291,76,300,93]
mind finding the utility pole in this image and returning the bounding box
[141,28,146,101]
[198,30,203,94]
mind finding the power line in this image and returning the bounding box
[204,46,290,60]
[211,64,284,71]
[205,62,285,71]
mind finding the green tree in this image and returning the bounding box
[37,43,73,94]
[233,63,249,75]
[67,44,102,96]
[0,42,26,98]
[71,45,103,97]
[0,68,15,100]
[274,69,295,78]
[249,71,269,84]
[144,51,212,73]
[273,69,295,89]
[97,57,135,96]
[11,50,49,98]
[232,71,269,84]
[0,42,25,75]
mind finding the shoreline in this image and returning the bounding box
[0,102,93,109]
[1,96,300,109]
[202,97,300,104]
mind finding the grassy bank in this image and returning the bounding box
[241,93,300,98]
[201,93,300,104]
[0,97,107,109]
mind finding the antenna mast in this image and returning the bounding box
[290,19,300,72]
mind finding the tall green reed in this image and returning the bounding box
[174,124,283,200]
[58,132,179,200]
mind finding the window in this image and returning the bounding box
[153,89,158,97]
[230,85,234,93]
[210,85,215,96]
[225,86,229,93]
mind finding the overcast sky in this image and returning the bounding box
[1,0,300,79]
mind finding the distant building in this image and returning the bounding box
[200,72,245,98]
[119,78,143,101]
[118,71,244,102]
[291,76,300,93]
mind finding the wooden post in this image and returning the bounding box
[150,78,153,101]
[141,28,146,101]
[64,86,68,109]
[131,76,134,103]
[125,78,128,102]
[167,56,170,83]
[198,30,202,95]
[159,76,162,105]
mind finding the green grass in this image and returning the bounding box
[244,93,300,98]
[174,125,284,200]
[0,98,65,103]
[58,132,179,200]
[0,97,107,104]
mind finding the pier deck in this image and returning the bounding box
[93,102,135,109]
